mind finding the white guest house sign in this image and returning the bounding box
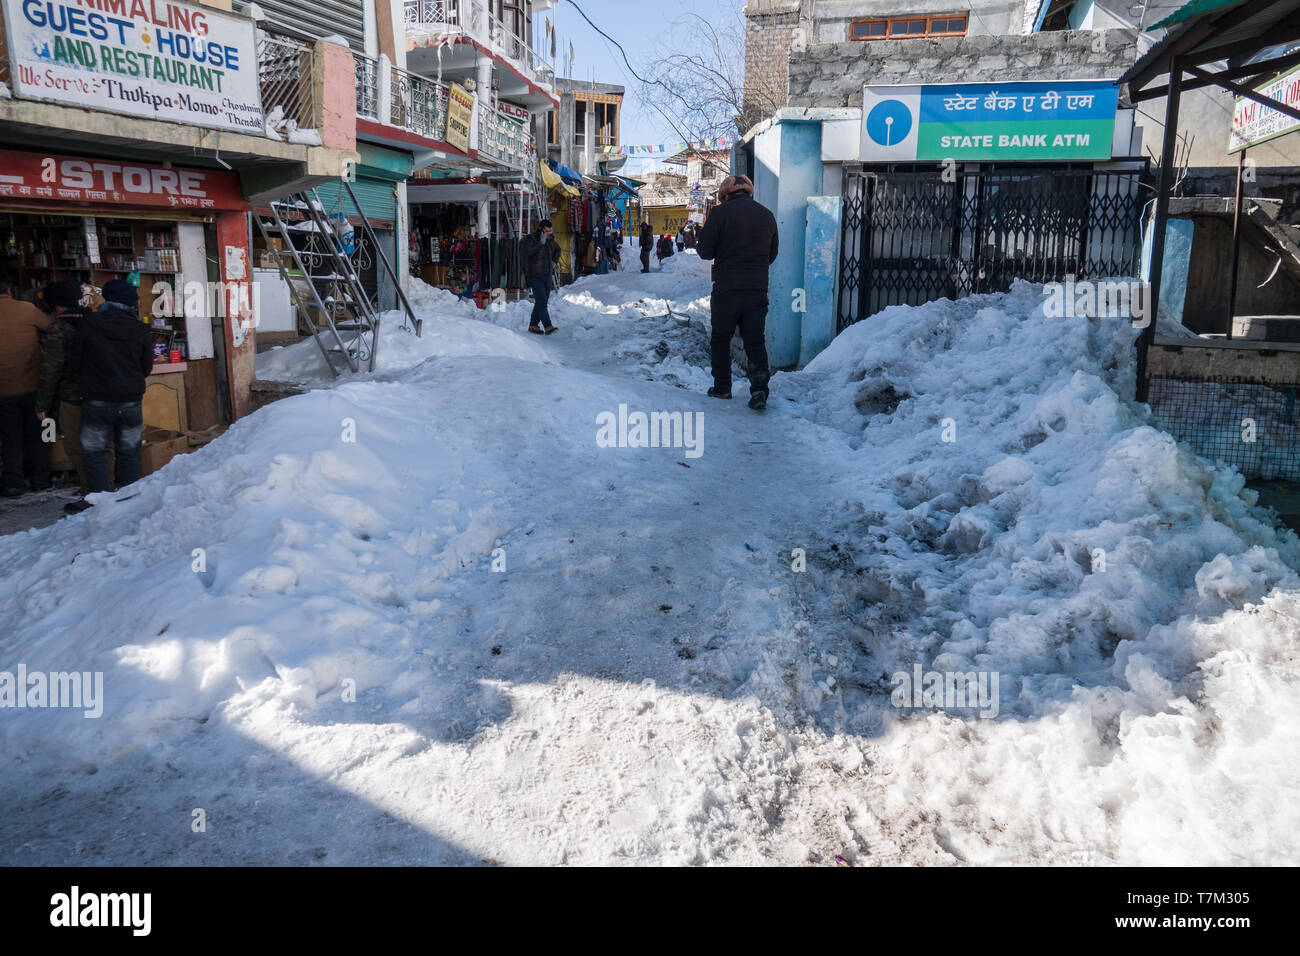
[1,0,263,133]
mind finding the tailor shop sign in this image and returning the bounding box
[861,81,1118,162]
[1,0,263,133]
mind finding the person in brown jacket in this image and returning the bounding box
[0,276,54,496]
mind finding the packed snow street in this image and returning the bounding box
[3,250,1299,866]
[2,0,1300,892]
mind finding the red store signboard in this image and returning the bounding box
[0,149,248,210]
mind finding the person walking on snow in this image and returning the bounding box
[696,174,778,410]
[656,233,675,269]
[639,221,654,273]
[520,219,561,335]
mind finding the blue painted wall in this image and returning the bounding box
[758,120,823,367]
[801,197,842,365]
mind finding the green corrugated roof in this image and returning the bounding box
[1150,0,1246,31]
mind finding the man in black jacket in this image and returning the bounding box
[520,220,561,335]
[78,279,153,494]
[35,280,109,499]
[696,174,779,410]
[639,221,654,273]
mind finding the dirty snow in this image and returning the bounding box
[2,251,1298,865]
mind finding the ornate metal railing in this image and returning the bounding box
[355,53,380,120]
[403,0,552,78]
[0,20,10,91]
[477,104,531,169]
[257,29,317,133]
[391,66,450,141]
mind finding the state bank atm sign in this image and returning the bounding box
[861,80,1118,162]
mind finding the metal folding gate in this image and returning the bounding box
[837,166,1148,333]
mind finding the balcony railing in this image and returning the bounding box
[356,56,534,171]
[0,20,10,92]
[356,54,380,121]
[392,66,451,141]
[404,0,553,79]
[478,104,532,169]
[257,28,317,134]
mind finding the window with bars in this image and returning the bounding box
[850,14,968,41]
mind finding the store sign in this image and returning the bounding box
[497,100,529,123]
[0,148,248,209]
[1230,64,1300,152]
[1,0,263,134]
[861,81,1118,162]
[447,83,474,153]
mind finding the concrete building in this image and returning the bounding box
[738,0,1300,364]
[546,78,626,177]
[254,0,560,296]
[0,0,358,423]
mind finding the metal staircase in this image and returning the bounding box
[255,179,421,377]
[491,160,555,288]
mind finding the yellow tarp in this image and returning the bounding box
[540,161,580,197]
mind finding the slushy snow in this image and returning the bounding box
[2,251,1297,865]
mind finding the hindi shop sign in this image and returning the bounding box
[1,0,263,134]
[446,82,474,153]
[0,148,248,209]
[1230,64,1300,152]
[861,81,1118,162]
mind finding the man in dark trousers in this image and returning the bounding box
[0,276,53,496]
[696,174,779,410]
[36,280,104,502]
[77,279,153,495]
[520,219,561,335]
[639,221,654,273]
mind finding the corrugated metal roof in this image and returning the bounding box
[1150,0,1248,31]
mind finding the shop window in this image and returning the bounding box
[850,14,968,41]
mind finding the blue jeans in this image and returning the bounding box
[81,400,143,493]
[529,275,553,328]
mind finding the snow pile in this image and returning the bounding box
[4,259,1299,865]
[255,285,552,385]
[777,280,1300,864]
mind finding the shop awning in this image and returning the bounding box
[547,159,584,185]
[539,162,580,197]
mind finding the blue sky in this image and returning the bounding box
[535,0,747,175]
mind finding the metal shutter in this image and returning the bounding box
[237,0,366,53]
[314,178,397,225]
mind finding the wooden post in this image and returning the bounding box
[1138,57,1183,403]
[1227,147,1246,339]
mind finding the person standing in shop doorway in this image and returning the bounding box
[77,279,153,497]
[521,219,561,335]
[639,221,654,273]
[0,276,53,497]
[696,174,779,411]
[35,280,105,509]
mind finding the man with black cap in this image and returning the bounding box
[77,278,153,495]
[639,221,654,274]
[696,174,779,411]
[520,219,561,335]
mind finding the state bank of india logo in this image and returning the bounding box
[866,99,914,147]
